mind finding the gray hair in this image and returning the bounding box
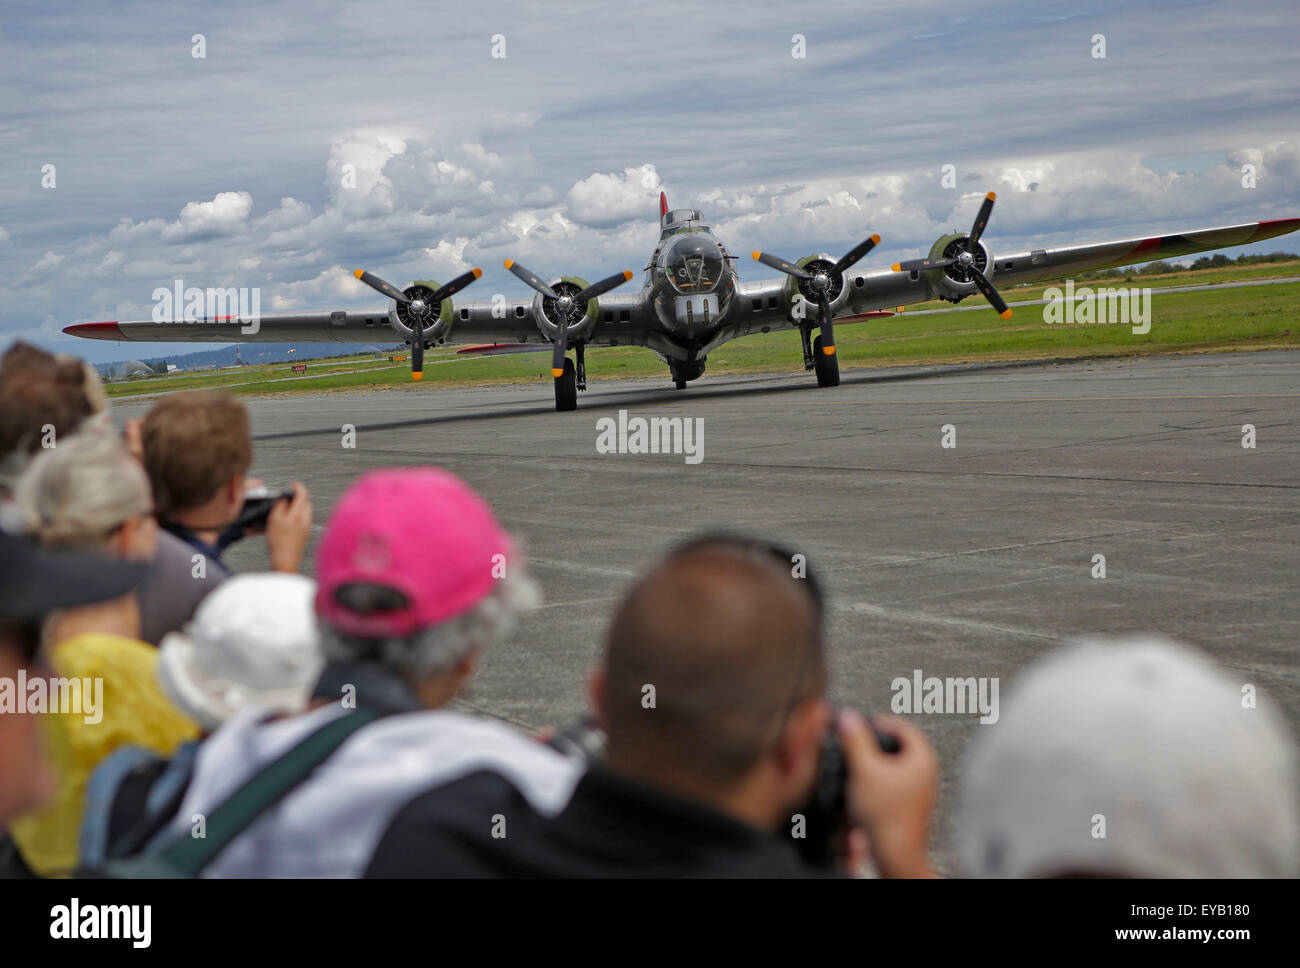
[319,564,541,678]
[13,426,151,550]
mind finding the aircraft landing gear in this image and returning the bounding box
[669,359,704,391]
[554,358,577,412]
[575,343,587,391]
[799,325,815,370]
[813,335,839,387]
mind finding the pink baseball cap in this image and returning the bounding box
[315,468,513,638]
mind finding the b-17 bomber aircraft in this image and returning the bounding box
[66,191,1300,411]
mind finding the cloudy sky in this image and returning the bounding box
[2,0,1298,362]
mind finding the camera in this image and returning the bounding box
[235,486,294,531]
[795,715,900,870]
[546,719,607,762]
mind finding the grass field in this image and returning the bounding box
[102,263,1300,399]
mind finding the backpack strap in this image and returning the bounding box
[144,707,381,877]
[103,742,202,863]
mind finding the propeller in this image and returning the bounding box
[504,260,633,377]
[891,191,1012,319]
[353,266,483,380]
[752,232,881,357]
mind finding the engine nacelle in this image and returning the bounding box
[531,276,599,344]
[918,234,995,304]
[781,253,852,323]
[387,279,455,346]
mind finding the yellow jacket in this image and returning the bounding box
[8,632,198,875]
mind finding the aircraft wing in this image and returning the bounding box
[988,217,1300,288]
[716,215,1299,351]
[62,300,546,345]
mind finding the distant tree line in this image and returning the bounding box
[1078,250,1298,281]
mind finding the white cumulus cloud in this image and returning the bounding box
[160,191,255,243]
[566,165,663,228]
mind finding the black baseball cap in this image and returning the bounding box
[0,530,148,621]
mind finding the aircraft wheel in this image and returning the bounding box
[675,379,687,390]
[813,336,840,388]
[555,358,578,411]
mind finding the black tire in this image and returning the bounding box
[555,358,578,411]
[813,336,840,388]
[675,379,687,390]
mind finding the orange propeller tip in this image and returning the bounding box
[1000,309,1013,319]
[870,234,881,244]
[352,269,364,279]
[550,368,564,378]
[472,267,483,278]
[622,270,634,280]
[411,372,424,381]
[822,345,836,356]
[751,251,762,260]
[503,259,514,269]
[891,263,902,272]
[986,191,997,201]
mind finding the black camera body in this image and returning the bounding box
[547,719,607,762]
[236,486,294,531]
[795,718,901,870]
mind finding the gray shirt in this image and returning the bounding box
[136,528,226,646]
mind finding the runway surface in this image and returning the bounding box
[115,350,1300,870]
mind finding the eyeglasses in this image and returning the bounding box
[670,532,826,626]
[98,507,156,540]
[0,619,43,667]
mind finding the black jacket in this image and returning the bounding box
[367,765,821,877]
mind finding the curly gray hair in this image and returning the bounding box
[319,564,541,678]
[13,425,150,550]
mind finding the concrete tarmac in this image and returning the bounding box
[115,349,1300,871]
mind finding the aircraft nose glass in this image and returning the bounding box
[668,241,724,292]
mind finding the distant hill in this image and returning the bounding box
[93,341,401,376]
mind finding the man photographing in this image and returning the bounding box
[368,534,939,877]
[140,390,312,576]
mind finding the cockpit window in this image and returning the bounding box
[662,235,726,293]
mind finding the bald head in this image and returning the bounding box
[602,540,824,785]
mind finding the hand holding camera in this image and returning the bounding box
[238,482,313,573]
[838,710,939,878]
[236,485,295,531]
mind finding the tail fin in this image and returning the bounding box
[660,191,668,222]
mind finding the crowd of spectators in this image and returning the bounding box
[1,340,1295,878]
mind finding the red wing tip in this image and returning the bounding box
[63,321,124,340]
[1258,217,1300,228]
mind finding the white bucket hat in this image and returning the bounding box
[157,572,324,732]
[957,635,1298,878]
